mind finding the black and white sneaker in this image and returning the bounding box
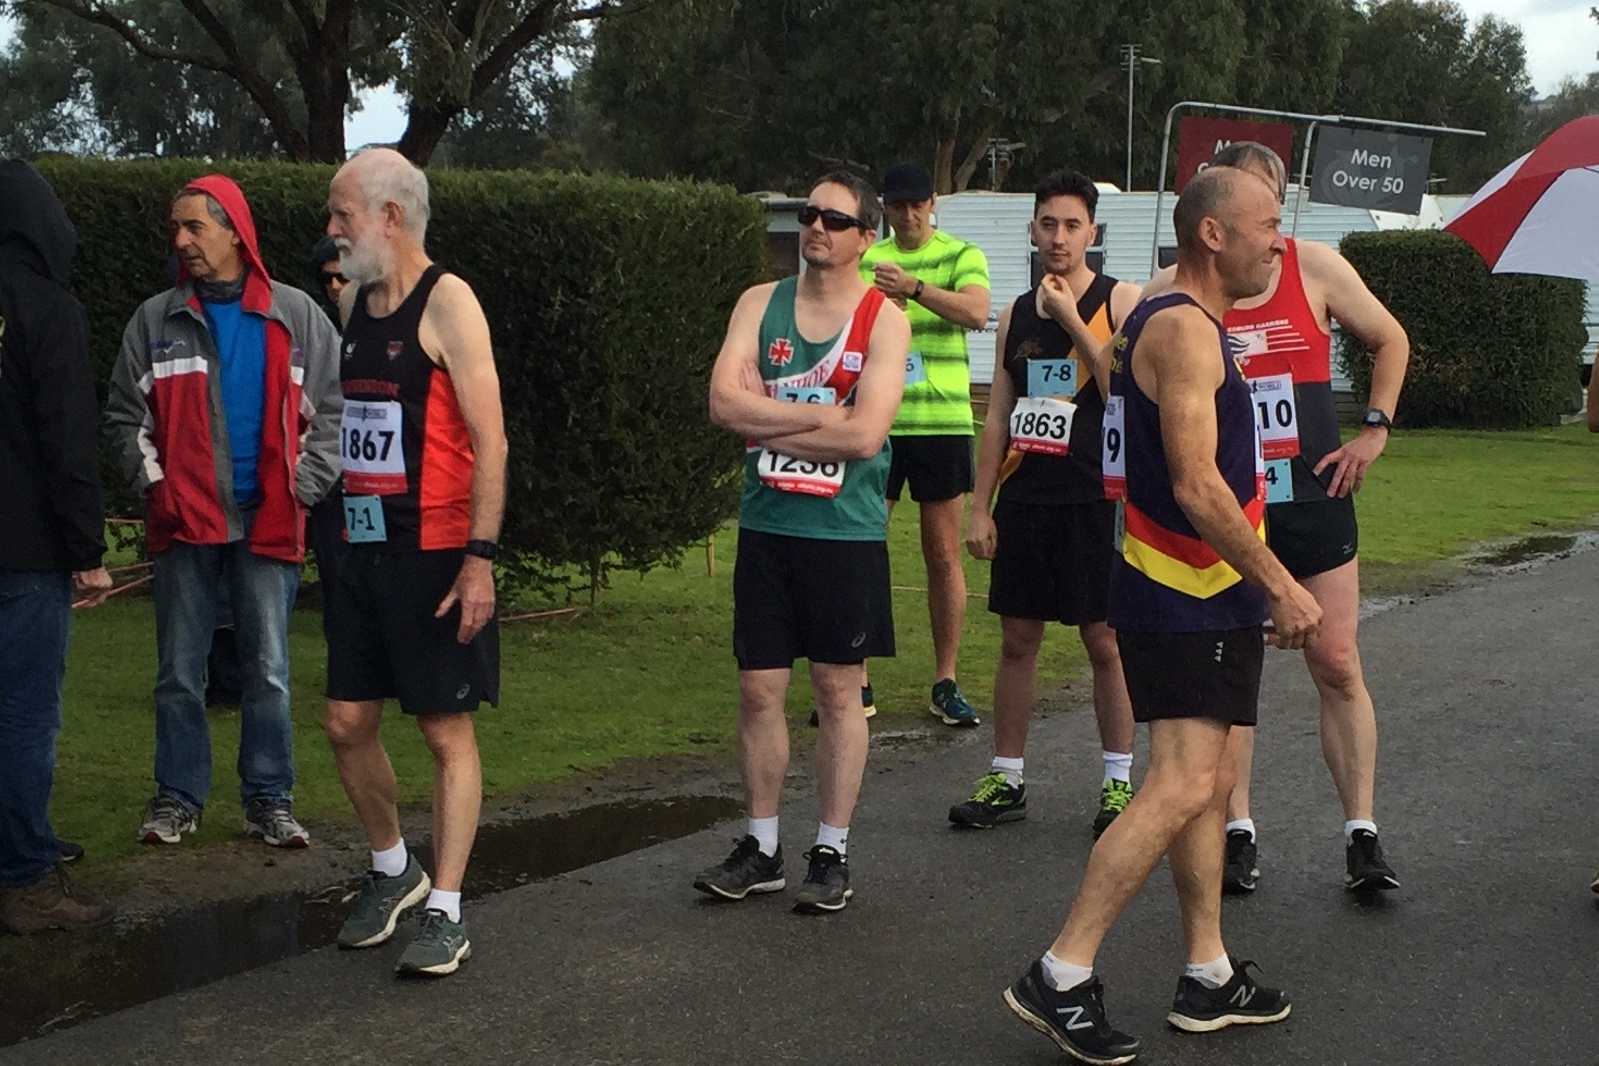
[692,836,784,900]
[948,772,1027,828]
[1345,829,1400,891]
[1002,961,1141,1065]
[1222,830,1258,894]
[792,845,852,913]
[1167,957,1291,1033]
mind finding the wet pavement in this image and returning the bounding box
[4,545,1599,1065]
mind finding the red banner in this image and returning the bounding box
[1175,117,1296,191]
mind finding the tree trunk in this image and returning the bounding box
[395,103,461,165]
[952,126,992,192]
[932,137,956,195]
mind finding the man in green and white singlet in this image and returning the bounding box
[696,171,910,914]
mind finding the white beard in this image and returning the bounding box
[338,234,392,287]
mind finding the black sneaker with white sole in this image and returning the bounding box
[1167,957,1291,1033]
[693,835,785,900]
[792,845,851,913]
[1345,829,1400,891]
[1002,961,1141,1065]
[1222,829,1258,894]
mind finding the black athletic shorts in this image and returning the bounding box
[1116,626,1264,726]
[988,498,1114,625]
[1267,495,1358,580]
[326,547,500,714]
[885,434,974,503]
[732,528,895,670]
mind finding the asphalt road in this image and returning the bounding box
[6,547,1598,1066]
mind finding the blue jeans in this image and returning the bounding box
[152,536,300,811]
[0,569,71,887]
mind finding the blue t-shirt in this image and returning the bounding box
[201,297,268,507]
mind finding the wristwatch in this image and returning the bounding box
[464,539,499,560]
[912,279,925,300]
[1361,408,1393,432]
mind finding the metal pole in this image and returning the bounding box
[1125,45,1136,192]
[1291,120,1318,238]
[1151,101,1180,275]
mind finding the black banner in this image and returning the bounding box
[1310,128,1432,213]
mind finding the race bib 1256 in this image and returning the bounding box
[756,448,846,498]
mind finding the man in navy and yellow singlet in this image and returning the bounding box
[698,171,910,914]
[952,170,1141,837]
[1002,167,1322,1063]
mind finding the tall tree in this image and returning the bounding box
[6,0,644,162]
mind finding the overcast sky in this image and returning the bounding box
[4,2,1595,149]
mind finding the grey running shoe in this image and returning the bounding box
[138,796,199,845]
[243,799,310,848]
[792,845,852,914]
[693,835,785,900]
[337,855,432,949]
[396,908,472,977]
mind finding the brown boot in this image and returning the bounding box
[0,866,115,933]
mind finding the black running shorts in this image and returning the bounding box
[1266,495,1358,579]
[732,528,895,670]
[885,434,974,503]
[326,547,500,714]
[1116,625,1264,726]
[987,498,1114,625]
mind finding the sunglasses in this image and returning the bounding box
[324,272,348,285]
[797,204,869,232]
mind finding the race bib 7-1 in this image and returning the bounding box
[340,399,407,495]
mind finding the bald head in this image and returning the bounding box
[1174,166,1243,255]
[1173,165,1284,300]
[335,148,430,240]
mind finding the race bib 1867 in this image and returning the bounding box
[340,399,407,496]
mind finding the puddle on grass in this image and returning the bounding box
[1471,531,1598,570]
[0,794,739,1047]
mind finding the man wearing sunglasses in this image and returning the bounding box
[701,172,910,913]
[860,162,991,729]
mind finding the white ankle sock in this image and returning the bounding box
[1184,954,1234,989]
[371,839,408,877]
[425,889,461,922]
[815,822,849,856]
[748,815,779,857]
[1041,950,1094,991]
[1225,818,1256,842]
[991,755,1024,786]
[1102,750,1133,784]
[1344,819,1377,842]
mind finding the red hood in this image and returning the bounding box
[179,174,273,314]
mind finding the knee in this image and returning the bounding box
[1081,627,1120,671]
[417,714,476,760]
[1307,639,1363,700]
[1000,628,1042,665]
[322,703,378,749]
[1147,764,1219,822]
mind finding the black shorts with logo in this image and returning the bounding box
[732,528,895,670]
[885,435,974,503]
[988,498,1115,626]
[326,547,500,714]
[1267,495,1358,580]
[1116,625,1264,726]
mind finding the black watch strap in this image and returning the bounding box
[1362,408,1393,431]
[464,539,499,560]
[912,279,925,300]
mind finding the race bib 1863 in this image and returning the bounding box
[340,399,407,496]
[1009,396,1075,456]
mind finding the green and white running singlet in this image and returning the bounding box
[738,277,891,542]
[860,229,990,437]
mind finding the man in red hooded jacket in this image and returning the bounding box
[106,175,342,849]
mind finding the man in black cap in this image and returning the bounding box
[858,162,991,727]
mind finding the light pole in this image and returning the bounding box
[1121,44,1162,191]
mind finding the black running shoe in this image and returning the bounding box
[1345,829,1400,891]
[1167,957,1291,1032]
[1222,830,1258,894]
[1002,960,1141,1065]
[692,836,785,900]
[792,845,851,913]
[1091,780,1133,839]
[949,772,1027,828]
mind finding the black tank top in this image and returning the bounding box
[996,273,1118,505]
[340,264,474,551]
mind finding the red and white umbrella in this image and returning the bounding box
[1444,114,1599,282]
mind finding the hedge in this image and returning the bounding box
[1337,230,1587,429]
[34,158,767,593]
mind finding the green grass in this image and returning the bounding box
[50,423,1598,868]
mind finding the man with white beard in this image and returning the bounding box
[321,148,509,978]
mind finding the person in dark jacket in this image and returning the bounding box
[0,160,116,933]
[305,235,346,613]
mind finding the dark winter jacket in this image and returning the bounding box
[0,160,106,572]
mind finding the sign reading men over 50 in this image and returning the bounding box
[1311,128,1432,214]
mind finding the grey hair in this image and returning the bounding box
[352,149,430,240]
[1210,141,1286,199]
[172,190,233,231]
[1173,166,1241,254]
